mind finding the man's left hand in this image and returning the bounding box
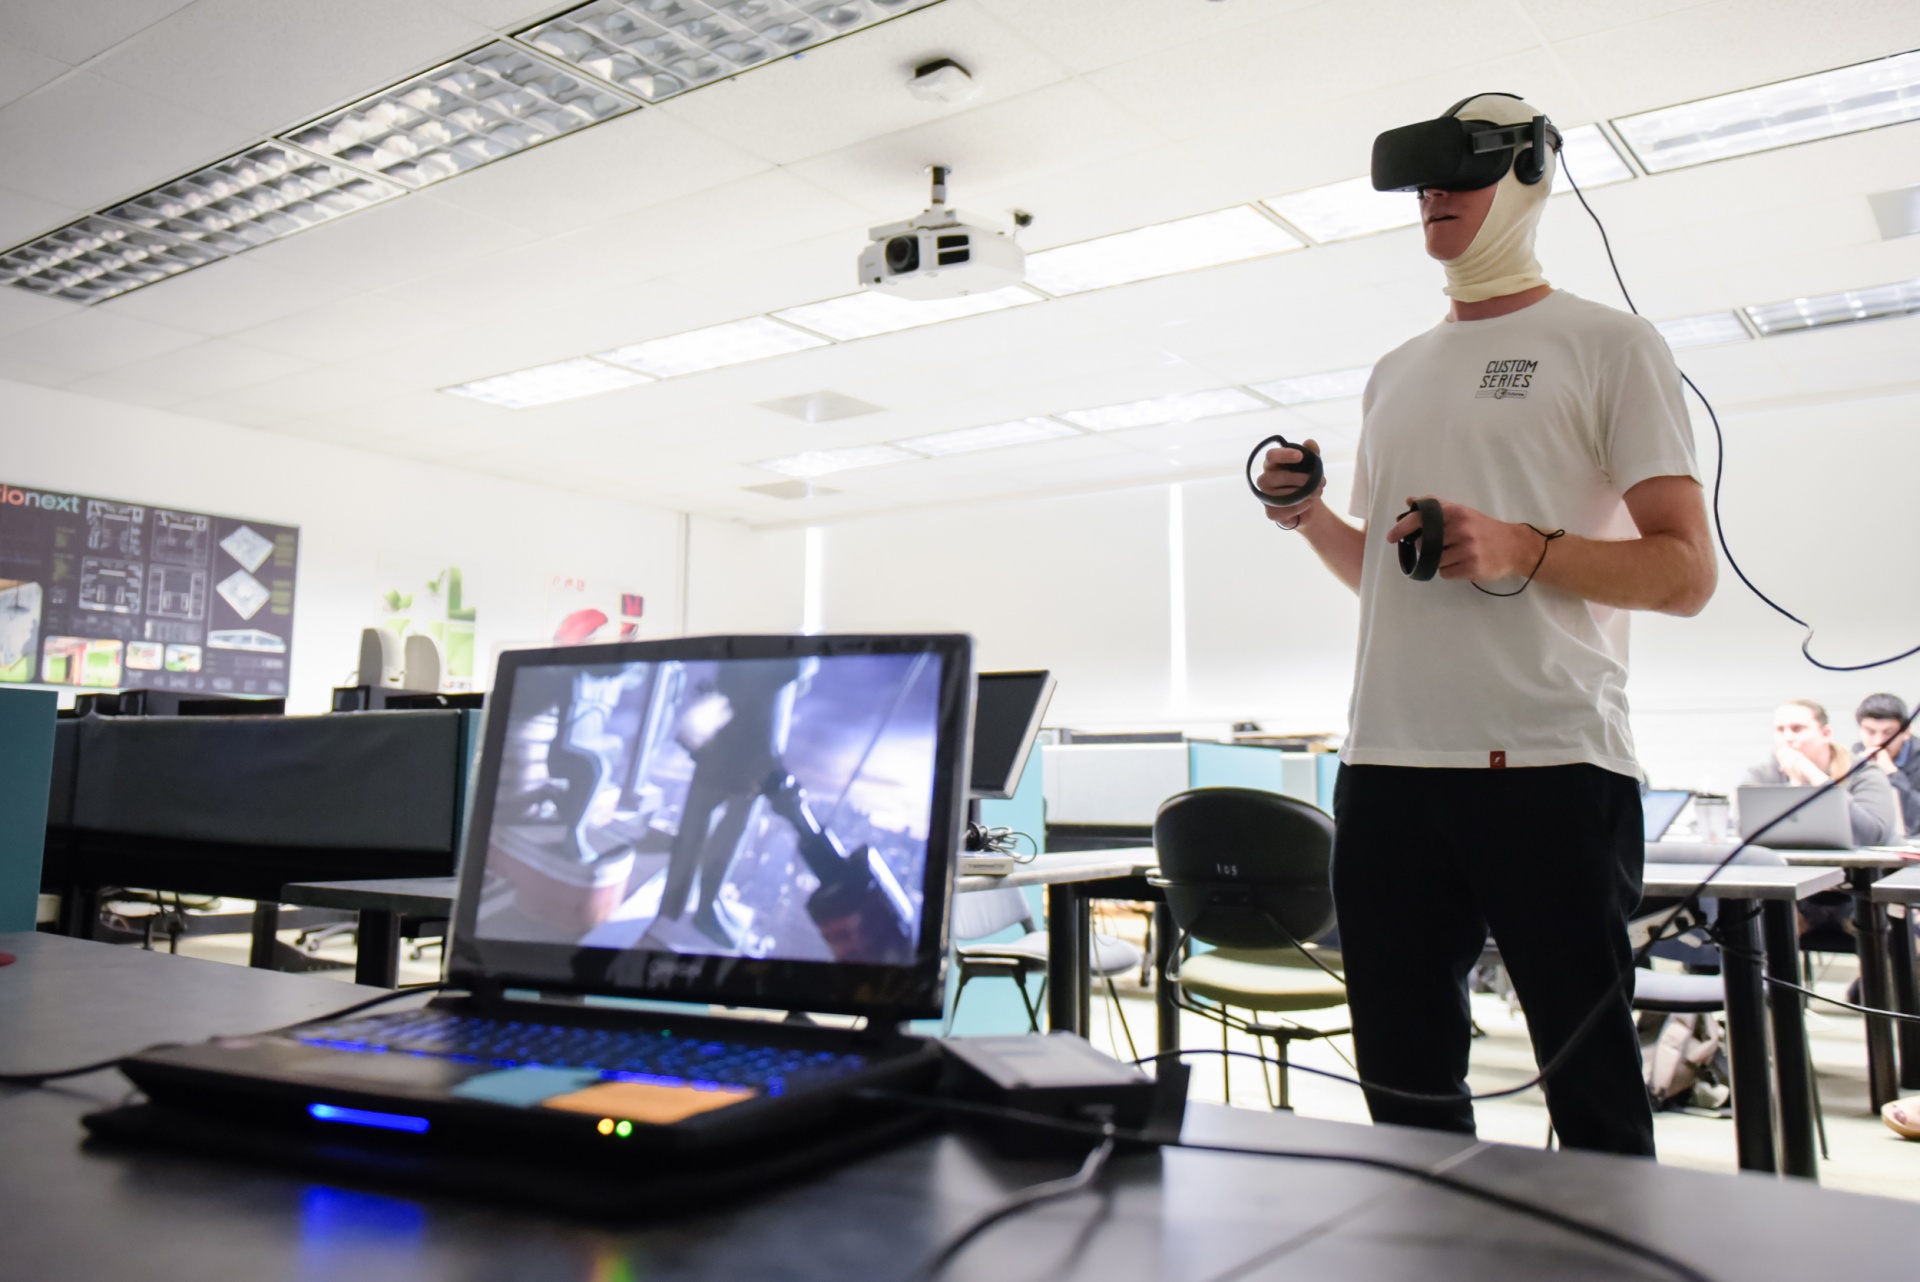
[1386,497,1544,582]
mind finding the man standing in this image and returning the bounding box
[1854,693,1919,835]
[1743,699,1898,847]
[1256,94,1716,1156]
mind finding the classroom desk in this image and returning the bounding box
[1869,863,1920,1095]
[279,877,455,988]
[1641,865,1842,1181]
[1779,850,1920,1103]
[285,855,1174,1049]
[6,930,1917,1282]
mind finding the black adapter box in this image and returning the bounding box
[939,1034,1187,1155]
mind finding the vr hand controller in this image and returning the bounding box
[1396,498,1444,581]
[1245,435,1323,509]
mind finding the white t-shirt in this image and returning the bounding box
[1344,290,1699,780]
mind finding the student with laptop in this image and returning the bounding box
[1854,693,1920,836]
[1740,699,1899,848]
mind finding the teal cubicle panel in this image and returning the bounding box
[0,688,56,931]
[1188,742,1330,811]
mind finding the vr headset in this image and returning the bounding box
[1371,93,1562,193]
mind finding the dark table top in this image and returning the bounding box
[280,876,459,916]
[4,931,1916,1282]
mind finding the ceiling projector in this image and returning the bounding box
[858,166,1025,300]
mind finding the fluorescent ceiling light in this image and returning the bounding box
[102,142,403,256]
[442,356,652,408]
[773,285,1039,341]
[1613,49,1920,173]
[1058,388,1268,432]
[596,315,827,378]
[521,0,939,104]
[1262,177,1417,244]
[758,443,916,478]
[281,42,637,189]
[0,215,222,304]
[1652,312,1750,349]
[1555,123,1635,188]
[1025,207,1303,297]
[1743,277,1920,336]
[1249,366,1372,405]
[895,417,1080,457]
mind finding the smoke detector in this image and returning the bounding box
[908,58,978,105]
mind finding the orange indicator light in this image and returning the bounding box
[596,1117,615,1135]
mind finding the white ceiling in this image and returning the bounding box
[1,0,1918,525]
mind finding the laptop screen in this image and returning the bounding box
[449,634,973,1018]
[1642,789,1692,841]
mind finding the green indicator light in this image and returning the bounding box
[615,1120,633,1138]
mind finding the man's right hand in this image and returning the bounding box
[1257,438,1326,523]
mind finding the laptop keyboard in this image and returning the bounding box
[293,1010,871,1096]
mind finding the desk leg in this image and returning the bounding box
[249,903,280,970]
[355,910,400,989]
[1047,884,1087,1037]
[1154,902,1180,1056]
[1852,871,1899,1111]
[1892,909,1920,1093]
[1718,897,1779,1174]
[1762,900,1819,1180]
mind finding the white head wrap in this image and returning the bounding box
[1439,94,1555,303]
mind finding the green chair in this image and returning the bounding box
[1151,786,1347,1109]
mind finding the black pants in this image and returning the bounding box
[1331,763,1655,1157]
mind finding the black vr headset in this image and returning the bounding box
[1371,93,1562,193]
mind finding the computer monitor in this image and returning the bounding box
[969,670,1056,799]
[450,633,974,1019]
[1642,789,1693,841]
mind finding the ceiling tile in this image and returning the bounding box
[240,193,542,293]
[0,0,195,66]
[0,183,81,252]
[88,0,490,136]
[61,371,197,410]
[0,308,206,374]
[103,336,316,396]
[96,252,365,334]
[0,71,246,209]
[235,291,468,363]
[187,363,417,424]
[966,0,1320,76]
[0,37,67,111]
[0,281,80,337]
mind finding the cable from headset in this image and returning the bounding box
[1471,523,1565,597]
[1559,152,1920,672]
[862,1090,1711,1282]
[1701,923,1920,1024]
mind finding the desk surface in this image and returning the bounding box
[1641,864,1846,901]
[1871,864,1920,903]
[282,876,458,915]
[953,849,1155,895]
[5,932,1918,1282]
[1778,849,1916,870]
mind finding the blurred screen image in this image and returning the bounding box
[475,652,943,967]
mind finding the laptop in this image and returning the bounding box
[101,633,974,1202]
[1737,784,1855,850]
[1642,789,1693,841]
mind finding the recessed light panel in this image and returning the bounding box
[0,216,222,304]
[282,42,638,189]
[1743,277,1920,336]
[443,357,652,408]
[1024,207,1303,297]
[773,284,1039,341]
[1262,177,1417,244]
[596,316,827,378]
[1058,388,1269,432]
[1249,366,1372,405]
[102,143,404,256]
[1652,312,1750,349]
[895,417,1079,457]
[1613,50,1920,173]
[757,443,915,478]
[1554,123,1635,188]
[522,0,940,104]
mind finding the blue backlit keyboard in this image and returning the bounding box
[294,1010,869,1096]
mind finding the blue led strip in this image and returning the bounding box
[308,1103,430,1133]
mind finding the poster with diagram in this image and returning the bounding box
[0,481,298,694]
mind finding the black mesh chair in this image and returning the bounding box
[1151,787,1347,1109]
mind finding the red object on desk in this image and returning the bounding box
[0,952,15,967]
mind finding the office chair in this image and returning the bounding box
[949,885,1142,1058]
[1151,787,1348,1110]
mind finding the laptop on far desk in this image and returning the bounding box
[1737,784,1855,850]
[1642,789,1693,842]
[96,633,975,1212]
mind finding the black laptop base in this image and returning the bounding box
[84,1094,936,1220]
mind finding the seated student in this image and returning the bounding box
[1854,693,1919,837]
[1741,699,1898,847]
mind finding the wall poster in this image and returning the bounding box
[0,481,298,695]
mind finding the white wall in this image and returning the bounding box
[682,515,806,635]
[808,390,1920,798]
[1,379,686,712]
